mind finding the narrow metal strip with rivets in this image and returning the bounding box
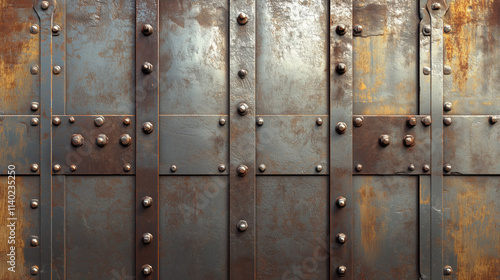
[331,0,353,278]
[52,0,65,115]
[229,0,256,278]
[33,0,55,278]
[427,0,448,278]
[135,0,160,278]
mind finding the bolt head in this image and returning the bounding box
[336,196,347,207]
[69,116,75,123]
[432,3,441,10]
[142,24,154,36]
[444,25,452,33]
[123,117,131,125]
[52,116,61,125]
[443,117,452,126]
[379,134,390,147]
[444,266,452,275]
[336,233,347,244]
[31,237,39,247]
[94,116,105,126]
[353,116,363,127]
[336,122,347,134]
[489,116,498,124]
[408,164,416,171]
[30,266,39,275]
[353,24,363,33]
[444,164,452,172]
[30,24,39,34]
[336,24,347,35]
[123,164,131,172]
[142,264,153,276]
[53,65,61,75]
[219,117,226,126]
[423,164,430,172]
[422,116,432,126]
[316,165,323,172]
[443,102,452,111]
[355,164,362,172]
[30,199,39,209]
[423,25,431,35]
[142,122,154,134]
[30,164,39,172]
[52,24,60,33]
[142,233,153,244]
[41,1,49,10]
[71,134,84,147]
[170,165,177,172]
[258,164,266,172]
[407,117,417,127]
[30,65,39,75]
[237,102,249,116]
[256,117,264,126]
[403,135,415,147]
[336,63,347,74]
[70,165,77,172]
[142,62,153,74]
[444,66,452,75]
[53,164,61,172]
[237,12,248,25]
[120,134,132,146]
[31,117,39,126]
[338,265,347,276]
[237,220,248,232]
[423,67,431,75]
[316,117,323,126]
[30,102,39,111]
[142,196,153,208]
[238,69,248,78]
[237,165,248,177]
[218,164,226,172]
[96,134,108,147]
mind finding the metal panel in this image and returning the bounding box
[160,116,228,175]
[256,116,329,175]
[159,176,229,280]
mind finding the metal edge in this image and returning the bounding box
[419,175,431,279]
[52,0,65,115]
[52,176,65,279]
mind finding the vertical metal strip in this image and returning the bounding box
[52,0,65,115]
[427,1,448,279]
[135,0,159,279]
[52,176,65,279]
[229,0,256,278]
[419,176,431,279]
[330,0,353,279]
[33,1,55,278]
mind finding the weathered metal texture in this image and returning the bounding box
[159,176,229,279]
[159,1,228,115]
[65,0,136,115]
[0,176,40,279]
[352,176,419,279]
[443,0,500,115]
[419,176,432,279]
[353,0,420,115]
[52,116,135,175]
[353,116,431,175]
[0,0,39,115]
[256,176,329,280]
[256,116,329,175]
[443,177,500,280]
[52,0,65,115]
[160,116,228,175]
[52,176,65,279]
[419,0,431,115]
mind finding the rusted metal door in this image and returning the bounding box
[0,0,499,279]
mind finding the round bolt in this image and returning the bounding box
[30,24,39,34]
[52,24,60,34]
[219,117,226,126]
[489,116,498,124]
[142,62,153,74]
[41,1,49,10]
[31,117,39,126]
[379,134,390,147]
[218,164,226,172]
[336,24,347,35]
[123,117,131,125]
[30,199,39,209]
[94,116,105,127]
[237,165,249,177]
[71,134,84,147]
[336,63,347,74]
[432,3,441,10]
[142,264,153,276]
[353,116,363,127]
[142,24,154,36]
[444,25,452,33]
[443,102,452,111]
[237,12,248,25]
[96,134,108,147]
[30,164,39,172]
[336,233,346,244]
[123,164,131,172]
[142,196,153,208]
[256,117,264,126]
[316,117,323,126]
[237,102,249,116]
[238,69,248,78]
[423,67,431,75]
[336,196,347,208]
[53,164,61,172]
[258,164,266,172]
[31,237,39,247]
[444,66,452,75]
[422,116,432,126]
[120,134,132,146]
[316,165,323,172]
[170,165,177,172]
[30,102,39,111]
[403,135,415,147]
[69,116,75,123]
[142,233,153,244]
[407,117,417,127]
[353,24,363,33]
[30,266,39,275]
[423,25,431,35]
[142,122,154,134]
[336,122,347,134]
[338,266,347,276]
[408,164,416,171]
[52,116,61,125]
[53,65,61,75]
[70,165,77,172]
[423,164,430,172]
[443,117,452,126]
[30,65,39,75]
[444,266,452,275]
[355,164,363,172]
[444,164,452,172]
[237,220,248,232]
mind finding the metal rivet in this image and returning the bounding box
[53,164,61,172]
[70,165,77,172]
[142,233,153,244]
[142,196,153,208]
[142,264,153,276]
[142,122,154,134]
[94,116,105,127]
[443,102,452,111]
[30,24,39,34]
[53,65,61,75]
[30,236,39,247]
[403,135,415,147]
[423,164,430,172]
[408,164,415,171]
[30,102,39,111]
[423,25,431,36]
[52,116,61,125]
[30,65,39,75]
[336,63,347,74]
[444,164,452,172]
[30,266,39,275]
[237,102,249,116]
[336,24,346,35]
[52,24,60,34]
[120,134,132,146]
[443,117,452,126]
[31,117,39,126]
[123,117,131,125]
[71,134,84,147]
[443,66,452,75]
[423,67,431,75]
[316,165,323,172]
[336,122,347,134]
[218,164,226,172]
[237,220,248,232]
[142,62,153,74]
[69,116,75,123]
[41,1,49,10]
[353,24,363,33]
[407,117,417,127]
[31,164,39,172]
[432,3,441,10]
[237,12,248,25]
[444,25,452,33]
[353,116,363,127]
[219,117,226,126]
[336,233,347,244]
[30,199,39,209]
[256,117,264,126]
[170,165,177,172]
[489,116,498,124]
[142,24,153,36]
[336,196,346,208]
[123,164,131,172]
[316,117,323,126]
[237,165,248,177]
[355,164,362,172]
[444,266,452,275]
[337,266,347,276]
[96,134,108,147]
[379,134,390,147]
[238,69,248,78]
[258,164,266,172]
[422,116,432,126]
